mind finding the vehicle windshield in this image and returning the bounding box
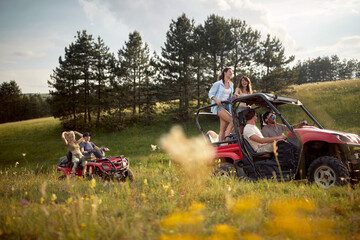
[273,104,317,127]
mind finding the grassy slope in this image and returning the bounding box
[0,79,360,239]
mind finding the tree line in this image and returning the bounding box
[47,13,359,130]
[0,80,51,123]
[296,55,360,84]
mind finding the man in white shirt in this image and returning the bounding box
[261,111,307,138]
[243,109,286,153]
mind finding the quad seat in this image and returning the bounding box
[241,136,273,160]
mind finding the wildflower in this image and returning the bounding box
[160,126,215,186]
[163,184,169,190]
[144,179,148,185]
[227,196,260,214]
[25,191,28,196]
[170,189,175,197]
[90,195,95,200]
[141,193,146,198]
[40,197,45,204]
[161,202,205,229]
[21,200,29,207]
[65,197,73,204]
[242,232,263,240]
[51,193,57,202]
[90,178,96,189]
[189,202,205,212]
[269,198,315,216]
[80,223,86,228]
[151,144,158,151]
[211,224,237,240]
[159,234,201,240]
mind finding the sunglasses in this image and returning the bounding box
[271,115,276,119]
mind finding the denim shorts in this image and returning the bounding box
[217,103,230,113]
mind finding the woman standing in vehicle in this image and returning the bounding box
[61,131,85,177]
[234,76,253,111]
[208,67,234,142]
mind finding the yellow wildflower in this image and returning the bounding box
[242,232,263,240]
[161,202,205,229]
[159,234,201,240]
[207,224,237,240]
[90,178,96,189]
[144,179,148,185]
[269,198,315,216]
[65,197,73,204]
[80,223,86,228]
[227,196,259,214]
[51,194,57,201]
[170,189,175,197]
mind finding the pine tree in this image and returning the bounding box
[93,36,112,126]
[229,19,260,83]
[118,31,152,120]
[0,80,22,123]
[255,34,295,92]
[48,30,97,127]
[202,15,232,82]
[160,13,195,121]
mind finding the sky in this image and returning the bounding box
[0,0,359,93]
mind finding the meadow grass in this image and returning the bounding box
[1,79,360,239]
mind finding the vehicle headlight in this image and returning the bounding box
[333,134,350,142]
[333,134,360,143]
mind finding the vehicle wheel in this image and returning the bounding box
[214,162,236,178]
[126,169,135,182]
[115,169,135,182]
[58,175,67,180]
[307,156,349,189]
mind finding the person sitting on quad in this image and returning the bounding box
[243,109,286,153]
[261,111,307,138]
[80,132,109,160]
[61,131,85,177]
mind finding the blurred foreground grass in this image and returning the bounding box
[1,164,359,239]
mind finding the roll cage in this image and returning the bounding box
[194,93,323,179]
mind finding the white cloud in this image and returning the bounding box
[292,35,360,61]
[0,68,51,93]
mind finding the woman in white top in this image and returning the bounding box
[208,67,234,142]
[234,76,253,111]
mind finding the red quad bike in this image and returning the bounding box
[56,153,135,182]
[195,93,360,189]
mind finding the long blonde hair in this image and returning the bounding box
[237,76,253,94]
[66,131,76,142]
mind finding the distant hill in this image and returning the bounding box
[283,79,360,134]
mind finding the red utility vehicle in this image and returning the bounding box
[195,93,360,189]
[57,155,134,182]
